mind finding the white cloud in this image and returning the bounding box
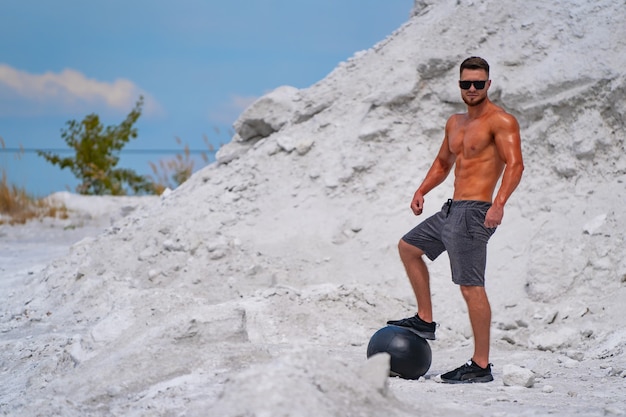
[208,94,258,125]
[0,64,160,115]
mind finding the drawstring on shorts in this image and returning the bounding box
[445,198,453,217]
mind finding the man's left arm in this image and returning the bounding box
[485,113,524,228]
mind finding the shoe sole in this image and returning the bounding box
[388,324,436,340]
[437,375,494,384]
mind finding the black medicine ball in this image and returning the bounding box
[366,325,432,379]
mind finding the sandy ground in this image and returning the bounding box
[2,0,626,415]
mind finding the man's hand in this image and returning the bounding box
[484,205,503,228]
[410,190,425,215]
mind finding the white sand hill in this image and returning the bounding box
[1,0,625,416]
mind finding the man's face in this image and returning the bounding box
[459,69,490,107]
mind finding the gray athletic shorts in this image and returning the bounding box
[401,199,497,286]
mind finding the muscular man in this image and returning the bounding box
[387,56,524,383]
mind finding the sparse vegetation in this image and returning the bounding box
[38,96,156,196]
[1,104,225,223]
[148,135,213,194]
[0,137,68,225]
[0,171,68,225]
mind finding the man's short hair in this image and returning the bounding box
[460,57,490,77]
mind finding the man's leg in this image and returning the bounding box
[398,239,433,322]
[460,285,491,368]
[436,286,494,384]
[387,238,438,340]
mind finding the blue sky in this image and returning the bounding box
[0,0,412,196]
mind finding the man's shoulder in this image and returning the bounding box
[446,112,466,125]
[488,107,519,128]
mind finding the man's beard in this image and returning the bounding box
[462,95,487,107]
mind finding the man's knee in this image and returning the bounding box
[460,285,488,302]
[398,239,425,258]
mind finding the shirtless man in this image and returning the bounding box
[387,56,524,383]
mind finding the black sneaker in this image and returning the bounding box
[436,360,494,384]
[386,314,436,340]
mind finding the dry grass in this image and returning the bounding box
[0,171,68,226]
[149,136,212,194]
[1,137,68,224]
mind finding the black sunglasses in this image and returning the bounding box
[459,80,488,90]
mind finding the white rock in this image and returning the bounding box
[583,214,607,235]
[529,327,579,352]
[502,364,535,387]
[215,139,252,164]
[234,85,300,140]
[359,353,390,396]
[295,138,315,155]
[276,135,297,152]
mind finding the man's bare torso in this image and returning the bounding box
[447,103,509,203]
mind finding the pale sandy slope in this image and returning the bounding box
[1,1,625,416]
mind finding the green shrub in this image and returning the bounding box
[38,96,156,195]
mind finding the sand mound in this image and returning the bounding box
[2,1,625,415]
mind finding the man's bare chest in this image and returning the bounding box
[448,123,495,158]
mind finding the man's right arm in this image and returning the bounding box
[411,120,456,215]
